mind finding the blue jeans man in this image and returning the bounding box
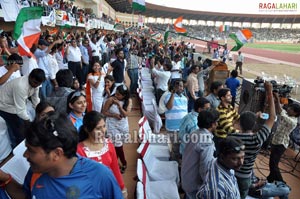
[127,68,138,95]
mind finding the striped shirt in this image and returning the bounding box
[197,159,240,199]
[215,104,240,138]
[181,128,215,194]
[229,125,271,178]
[164,93,188,131]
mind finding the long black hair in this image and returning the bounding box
[114,85,130,110]
[79,111,106,142]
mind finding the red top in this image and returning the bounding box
[77,139,125,189]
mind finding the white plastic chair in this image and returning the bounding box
[137,140,170,161]
[137,159,180,199]
[141,143,179,184]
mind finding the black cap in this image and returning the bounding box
[38,39,49,46]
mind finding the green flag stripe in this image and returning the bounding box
[13,7,44,40]
[132,2,146,11]
[229,33,244,51]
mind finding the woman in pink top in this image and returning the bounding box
[77,111,127,198]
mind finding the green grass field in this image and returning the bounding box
[244,43,300,53]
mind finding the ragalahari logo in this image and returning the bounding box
[258,2,298,13]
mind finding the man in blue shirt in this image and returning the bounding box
[0,112,123,199]
[179,97,211,155]
[225,70,240,108]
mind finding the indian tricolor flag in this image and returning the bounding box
[132,0,146,12]
[174,16,187,36]
[13,7,43,57]
[229,29,253,51]
[219,25,230,32]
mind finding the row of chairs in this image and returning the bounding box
[136,67,180,198]
[136,116,180,199]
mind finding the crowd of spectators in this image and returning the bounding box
[148,23,300,42]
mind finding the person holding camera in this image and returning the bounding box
[267,93,300,184]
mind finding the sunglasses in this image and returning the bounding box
[224,145,245,153]
[70,91,86,101]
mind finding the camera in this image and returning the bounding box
[254,79,293,98]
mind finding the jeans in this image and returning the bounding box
[127,68,138,94]
[82,63,89,84]
[267,144,286,183]
[187,91,199,112]
[236,177,251,199]
[0,189,9,199]
[0,110,25,148]
[262,182,290,199]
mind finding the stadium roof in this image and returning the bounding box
[106,0,300,24]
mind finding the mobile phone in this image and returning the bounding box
[260,113,269,120]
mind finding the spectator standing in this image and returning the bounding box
[181,109,219,199]
[235,51,244,75]
[179,97,211,155]
[65,39,83,88]
[0,69,45,147]
[86,61,105,112]
[170,54,182,86]
[205,81,223,109]
[150,57,172,104]
[102,85,132,174]
[186,65,200,112]
[0,53,22,87]
[229,81,276,198]
[214,88,240,155]
[108,49,126,86]
[126,49,141,95]
[164,79,188,162]
[77,111,128,198]
[225,70,240,108]
[267,94,300,184]
[79,39,90,84]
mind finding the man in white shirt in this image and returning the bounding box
[170,54,182,86]
[150,57,172,104]
[34,38,62,99]
[65,39,83,87]
[87,33,102,65]
[235,51,244,75]
[0,69,45,147]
